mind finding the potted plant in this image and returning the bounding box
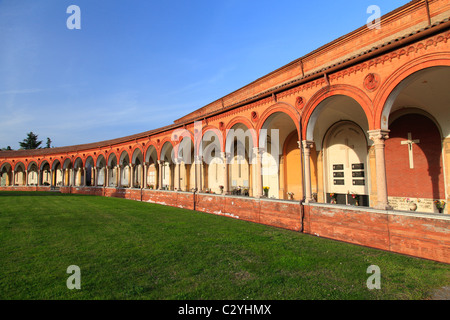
[287,192,295,200]
[330,193,337,204]
[434,200,446,213]
[351,193,360,206]
[219,185,224,194]
[263,186,269,197]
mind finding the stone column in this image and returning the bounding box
[83,168,86,186]
[302,140,315,204]
[130,164,134,188]
[195,155,202,192]
[25,170,29,186]
[105,166,110,187]
[143,162,148,189]
[253,147,263,198]
[93,167,98,187]
[368,129,392,210]
[117,165,121,187]
[221,152,229,195]
[175,159,181,191]
[158,160,164,190]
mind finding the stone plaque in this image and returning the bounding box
[333,172,344,178]
[334,179,345,185]
[352,171,365,178]
[352,163,364,170]
[352,179,365,186]
[333,164,344,170]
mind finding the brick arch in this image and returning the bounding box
[85,155,95,166]
[14,161,26,171]
[27,160,39,171]
[107,152,118,167]
[256,102,300,133]
[73,157,84,168]
[225,116,257,149]
[172,128,194,157]
[0,160,14,170]
[158,138,175,161]
[373,52,450,131]
[198,125,223,154]
[131,144,145,164]
[118,148,131,165]
[302,84,374,141]
[50,158,62,169]
[144,143,158,164]
[94,152,107,167]
[39,159,51,170]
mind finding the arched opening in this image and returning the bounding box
[260,112,300,200]
[177,137,195,192]
[108,154,118,187]
[132,148,144,188]
[85,157,95,186]
[96,156,106,187]
[27,162,39,186]
[306,94,371,205]
[62,159,72,186]
[145,146,158,189]
[119,151,131,188]
[14,162,26,186]
[160,142,174,190]
[73,158,84,186]
[202,130,222,194]
[40,161,51,186]
[1,163,12,186]
[225,123,254,196]
[383,66,449,213]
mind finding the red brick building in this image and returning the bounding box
[1,0,449,263]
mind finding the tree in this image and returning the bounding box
[19,132,42,150]
[46,137,52,148]
[1,146,12,151]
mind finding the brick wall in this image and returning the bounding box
[304,203,450,264]
[1,186,448,264]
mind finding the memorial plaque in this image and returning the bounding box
[333,172,344,178]
[334,179,345,185]
[352,179,365,186]
[352,171,365,178]
[352,163,364,170]
[333,164,344,170]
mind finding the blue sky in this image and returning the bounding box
[0,0,410,149]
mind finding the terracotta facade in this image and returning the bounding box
[1,0,450,263]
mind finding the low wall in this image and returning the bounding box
[304,203,450,264]
[1,186,448,264]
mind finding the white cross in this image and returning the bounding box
[400,132,420,169]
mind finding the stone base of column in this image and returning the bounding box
[374,203,393,210]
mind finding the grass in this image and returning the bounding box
[0,191,449,300]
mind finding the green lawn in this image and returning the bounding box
[0,191,448,300]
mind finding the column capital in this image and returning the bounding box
[302,140,315,150]
[368,129,390,144]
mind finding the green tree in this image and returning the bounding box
[1,146,12,151]
[46,137,52,148]
[19,132,42,150]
